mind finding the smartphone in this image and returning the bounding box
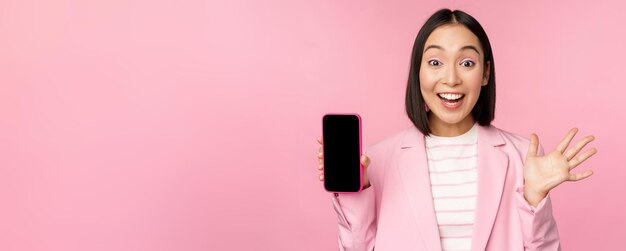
[322,114,362,193]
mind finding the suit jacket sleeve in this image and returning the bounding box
[515,143,562,250]
[331,187,376,251]
[330,147,378,251]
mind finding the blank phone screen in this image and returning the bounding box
[323,114,361,192]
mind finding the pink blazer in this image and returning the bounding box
[331,124,561,251]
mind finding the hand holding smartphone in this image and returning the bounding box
[320,114,367,193]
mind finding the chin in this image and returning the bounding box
[431,111,470,125]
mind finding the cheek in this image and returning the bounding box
[463,66,486,82]
[419,70,437,91]
[419,80,437,102]
[460,70,485,90]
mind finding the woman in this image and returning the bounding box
[316,9,596,251]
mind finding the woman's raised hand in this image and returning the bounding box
[523,128,597,206]
[317,136,372,189]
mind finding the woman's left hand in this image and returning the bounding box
[523,128,597,207]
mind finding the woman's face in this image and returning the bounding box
[419,24,490,130]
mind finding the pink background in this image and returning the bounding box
[1,0,624,250]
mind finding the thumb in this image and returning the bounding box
[527,133,539,158]
[361,155,371,168]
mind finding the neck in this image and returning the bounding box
[428,114,475,137]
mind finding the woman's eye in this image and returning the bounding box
[461,60,475,67]
[428,60,441,66]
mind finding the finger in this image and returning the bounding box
[568,169,593,182]
[564,135,595,161]
[569,148,598,170]
[527,133,539,157]
[318,157,323,166]
[319,173,324,181]
[318,150,323,159]
[318,164,324,170]
[556,128,578,154]
[317,136,323,145]
[361,155,371,168]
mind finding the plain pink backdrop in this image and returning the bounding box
[1,0,624,250]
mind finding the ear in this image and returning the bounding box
[482,61,491,86]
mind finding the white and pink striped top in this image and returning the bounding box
[425,122,478,251]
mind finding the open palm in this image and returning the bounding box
[524,128,597,196]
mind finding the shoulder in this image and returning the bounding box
[362,127,415,169]
[495,126,530,145]
[364,126,414,154]
[489,124,545,155]
[363,127,415,181]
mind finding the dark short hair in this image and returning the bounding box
[405,8,496,135]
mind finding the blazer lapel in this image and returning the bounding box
[397,127,442,251]
[471,125,508,251]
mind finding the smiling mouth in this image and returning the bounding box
[437,93,465,102]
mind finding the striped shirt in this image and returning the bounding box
[425,122,478,251]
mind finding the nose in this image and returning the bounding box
[443,65,462,86]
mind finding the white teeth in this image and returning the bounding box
[438,93,464,100]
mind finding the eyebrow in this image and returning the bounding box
[423,44,481,55]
